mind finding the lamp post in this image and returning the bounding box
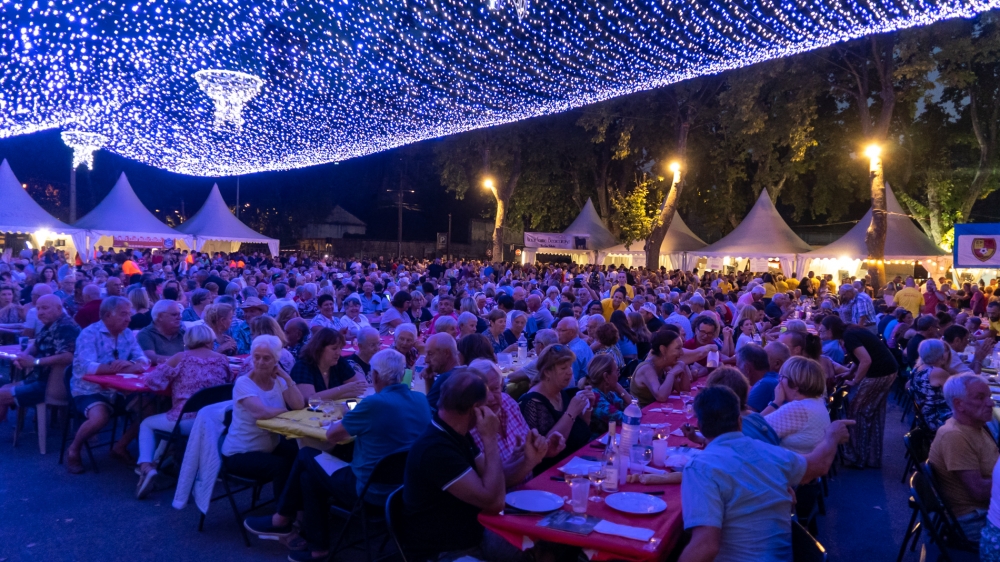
[863,144,887,291]
[484,177,503,262]
[645,161,683,271]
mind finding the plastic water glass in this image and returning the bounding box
[639,426,654,446]
[308,397,321,411]
[569,478,590,514]
[630,444,652,475]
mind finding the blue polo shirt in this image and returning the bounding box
[682,432,807,562]
[747,371,780,413]
[567,337,594,385]
[341,383,431,503]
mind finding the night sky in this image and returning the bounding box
[0,129,490,244]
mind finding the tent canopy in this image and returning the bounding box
[175,183,280,256]
[562,198,618,251]
[805,183,948,260]
[72,172,191,253]
[0,159,81,237]
[698,189,812,259]
[603,211,706,255]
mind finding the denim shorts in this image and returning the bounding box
[73,393,127,416]
[12,381,45,408]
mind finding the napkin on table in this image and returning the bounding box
[593,520,655,542]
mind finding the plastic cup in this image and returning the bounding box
[652,439,669,467]
[569,478,590,514]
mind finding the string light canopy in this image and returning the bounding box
[194,69,264,132]
[1,0,997,177]
[60,130,108,170]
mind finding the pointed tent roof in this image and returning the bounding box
[563,198,618,251]
[604,211,706,255]
[698,189,812,258]
[73,172,191,244]
[806,183,947,260]
[0,159,81,236]
[175,184,279,256]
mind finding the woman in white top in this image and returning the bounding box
[221,335,305,497]
[378,291,410,336]
[339,295,372,340]
[734,317,761,351]
[759,356,830,455]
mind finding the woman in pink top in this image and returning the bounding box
[136,324,232,499]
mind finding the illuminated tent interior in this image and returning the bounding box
[801,183,951,278]
[71,173,193,257]
[174,183,280,256]
[0,159,83,253]
[600,212,707,270]
[522,199,617,265]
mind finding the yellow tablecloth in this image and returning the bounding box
[256,408,340,441]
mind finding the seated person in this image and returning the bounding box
[343,326,380,384]
[237,316,296,375]
[392,323,422,368]
[679,386,852,561]
[928,374,998,541]
[221,335,305,501]
[401,369,524,562]
[0,295,78,424]
[137,299,186,365]
[519,345,594,472]
[631,330,691,407]
[911,338,956,432]
[681,366,779,446]
[421,333,460,410]
[339,295,372,339]
[68,296,150,474]
[136,324,232,499]
[583,353,632,435]
[244,349,431,561]
[758,357,831,455]
[741,344,778,413]
[289,328,368,403]
[468,359,565,488]
[506,329,558,393]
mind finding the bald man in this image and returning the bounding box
[556,317,594,385]
[422,333,460,411]
[21,283,54,338]
[0,295,79,423]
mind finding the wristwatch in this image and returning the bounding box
[768,401,781,410]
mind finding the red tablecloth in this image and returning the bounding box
[82,370,169,395]
[340,335,394,356]
[480,395,701,561]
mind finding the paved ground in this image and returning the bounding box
[0,397,980,562]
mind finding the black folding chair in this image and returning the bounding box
[153,383,233,470]
[385,487,415,562]
[198,409,275,547]
[57,368,127,472]
[792,519,827,562]
[901,426,933,483]
[911,463,979,562]
[328,449,410,562]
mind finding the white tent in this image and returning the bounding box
[175,183,279,256]
[523,199,617,264]
[800,183,951,278]
[72,172,192,257]
[696,189,812,275]
[599,212,706,270]
[0,159,83,253]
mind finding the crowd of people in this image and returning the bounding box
[1,244,999,560]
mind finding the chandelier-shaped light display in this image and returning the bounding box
[61,130,108,170]
[194,69,263,131]
[2,0,997,177]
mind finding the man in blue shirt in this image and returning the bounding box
[679,386,852,562]
[359,281,387,314]
[738,344,776,413]
[244,349,430,560]
[555,317,592,385]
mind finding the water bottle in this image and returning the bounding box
[517,333,528,363]
[619,399,642,461]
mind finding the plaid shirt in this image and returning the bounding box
[841,292,876,326]
[471,393,530,465]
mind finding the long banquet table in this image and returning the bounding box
[480,391,702,561]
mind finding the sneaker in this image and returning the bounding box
[243,515,294,540]
[136,468,157,499]
[287,550,327,562]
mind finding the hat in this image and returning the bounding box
[641,302,658,315]
[240,297,268,311]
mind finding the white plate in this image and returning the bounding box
[505,490,565,513]
[605,492,667,515]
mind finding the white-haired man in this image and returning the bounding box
[556,317,593,385]
[928,374,998,541]
[244,348,430,561]
[137,300,186,365]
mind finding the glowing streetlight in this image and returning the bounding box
[668,161,680,174]
[864,144,881,161]
[483,177,495,192]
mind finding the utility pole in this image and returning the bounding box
[235,177,240,219]
[397,183,403,259]
[447,213,452,260]
[70,166,78,223]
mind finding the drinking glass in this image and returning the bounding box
[569,478,590,514]
[685,403,695,420]
[587,468,606,502]
[639,426,654,446]
[630,444,652,475]
[308,397,322,411]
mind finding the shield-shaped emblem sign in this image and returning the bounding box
[972,237,997,262]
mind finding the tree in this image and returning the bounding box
[610,175,655,250]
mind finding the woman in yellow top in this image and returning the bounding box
[761,273,778,303]
[717,277,733,295]
[775,275,789,294]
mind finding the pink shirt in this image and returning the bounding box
[145,354,233,421]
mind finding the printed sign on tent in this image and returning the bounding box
[954,223,1000,268]
[524,232,575,249]
[706,257,724,271]
[749,258,770,272]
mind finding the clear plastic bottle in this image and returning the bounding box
[517,332,528,363]
[619,399,642,454]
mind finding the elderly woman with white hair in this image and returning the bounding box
[136,324,233,499]
[242,348,430,557]
[457,311,479,338]
[432,315,458,339]
[392,322,422,368]
[912,338,956,432]
[221,335,305,502]
[297,283,319,319]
